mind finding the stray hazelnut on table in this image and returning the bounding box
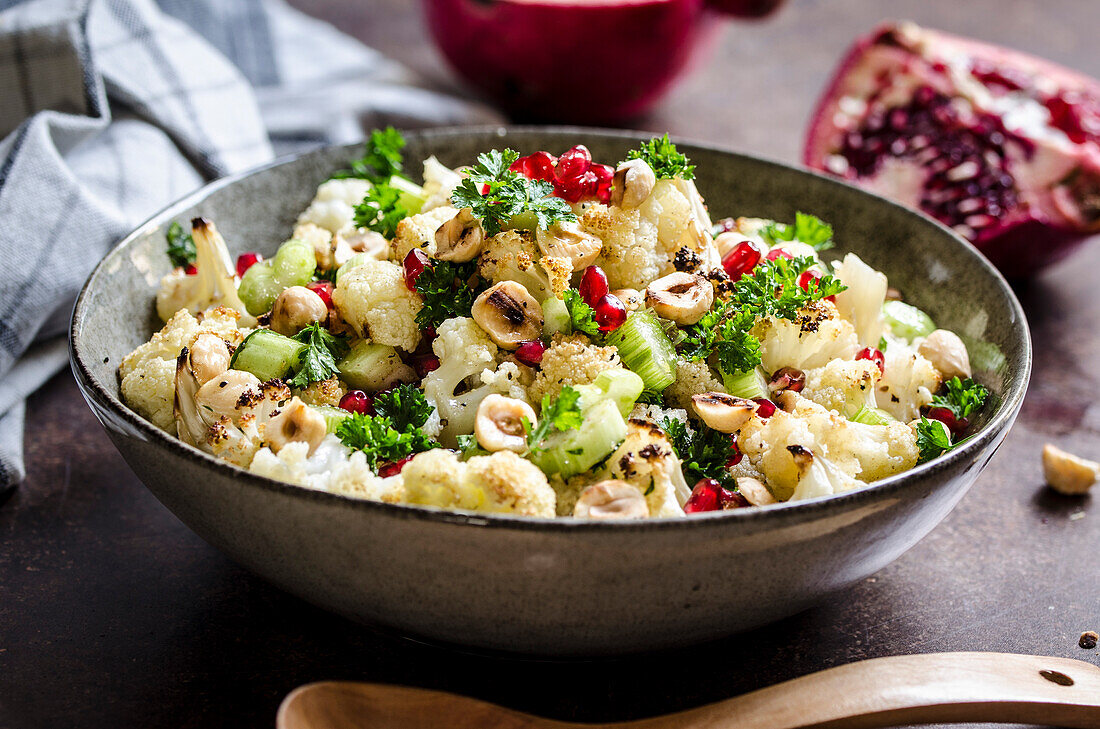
[1080,631,1099,650]
[1041,444,1098,495]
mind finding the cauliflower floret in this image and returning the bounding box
[629,403,689,428]
[422,317,499,446]
[789,448,865,502]
[638,178,692,259]
[391,205,458,261]
[119,307,244,431]
[249,436,405,503]
[479,360,533,403]
[583,203,665,290]
[801,358,881,418]
[201,381,296,467]
[420,156,463,212]
[528,335,623,408]
[754,299,859,372]
[549,473,592,517]
[296,178,372,236]
[155,219,255,324]
[295,377,346,408]
[875,337,941,421]
[663,358,726,413]
[602,419,689,517]
[401,449,556,517]
[833,252,887,348]
[332,258,422,350]
[477,229,554,301]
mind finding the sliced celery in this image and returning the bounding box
[337,341,402,391]
[604,309,677,392]
[312,405,350,434]
[387,175,426,215]
[883,300,935,341]
[541,296,571,336]
[530,399,627,478]
[722,367,768,400]
[574,369,644,418]
[850,405,896,426]
[229,329,305,382]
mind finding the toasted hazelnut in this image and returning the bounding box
[536,220,602,270]
[574,480,649,520]
[196,369,261,419]
[471,281,544,350]
[691,392,756,433]
[188,333,230,386]
[609,158,656,209]
[736,476,777,507]
[646,272,713,325]
[435,208,484,262]
[265,398,327,456]
[270,286,327,336]
[1042,444,1098,495]
[611,288,644,312]
[475,394,536,453]
[918,329,972,380]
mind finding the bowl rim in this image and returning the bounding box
[69,124,1032,533]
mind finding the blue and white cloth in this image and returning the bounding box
[0,0,499,489]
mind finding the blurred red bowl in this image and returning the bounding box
[423,0,783,124]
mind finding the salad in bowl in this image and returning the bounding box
[119,130,991,521]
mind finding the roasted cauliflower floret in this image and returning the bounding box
[420,156,463,212]
[477,229,554,300]
[833,252,887,348]
[583,203,665,291]
[296,178,371,236]
[421,317,500,446]
[401,449,556,517]
[249,436,406,503]
[637,178,693,259]
[294,376,346,408]
[155,219,255,324]
[753,299,859,372]
[801,358,881,418]
[602,419,689,517]
[391,205,458,261]
[663,358,726,413]
[875,337,941,422]
[332,258,422,351]
[528,335,623,408]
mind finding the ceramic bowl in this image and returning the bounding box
[70,127,1030,656]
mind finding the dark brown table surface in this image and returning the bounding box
[2,2,1098,728]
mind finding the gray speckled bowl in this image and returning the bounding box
[70,127,1030,656]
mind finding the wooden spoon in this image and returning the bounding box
[278,651,1100,729]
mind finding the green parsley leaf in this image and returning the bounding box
[288,323,349,388]
[915,416,954,464]
[624,134,695,180]
[332,126,406,183]
[413,259,485,328]
[525,386,584,453]
[456,433,487,460]
[658,416,736,490]
[730,255,846,321]
[166,220,196,268]
[353,181,409,238]
[334,413,434,472]
[449,149,576,236]
[931,377,989,420]
[562,289,600,338]
[636,388,665,406]
[760,212,835,251]
[878,336,889,352]
[373,384,434,431]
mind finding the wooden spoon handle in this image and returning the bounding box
[640,652,1100,729]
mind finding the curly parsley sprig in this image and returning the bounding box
[413,259,486,328]
[449,149,576,236]
[624,134,694,180]
[760,212,835,251]
[353,181,409,238]
[166,220,196,268]
[659,417,737,490]
[335,385,436,472]
[288,323,349,388]
[524,386,584,454]
[930,377,989,421]
[332,126,406,183]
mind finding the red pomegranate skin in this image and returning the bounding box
[423,0,722,123]
[804,22,1100,277]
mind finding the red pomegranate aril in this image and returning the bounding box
[926,406,969,434]
[339,390,374,415]
[720,489,751,509]
[421,325,437,340]
[753,398,777,418]
[766,247,793,261]
[306,280,334,308]
[378,455,414,478]
[857,347,886,375]
[412,354,441,378]
[528,151,558,181]
[769,367,806,394]
[514,340,546,367]
[721,240,763,280]
[579,265,610,305]
[236,252,262,278]
[403,249,430,291]
[684,479,722,514]
[556,144,592,179]
[725,439,743,468]
[184,263,198,275]
[593,294,628,332]
[797,270,820,291]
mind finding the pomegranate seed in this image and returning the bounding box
[720,490,751,509]
[579,266,609,305]
[236,251,262,277]
[591,163,614,203]
[553,176,585,203]
[725,438,743,468]
[684,479,722,513]
[766,247,793,261]
[511,151,557,182]
[721,240,763,280]
[514,340,546,367]
[339,390,374,415]
[769,367,805,394]
[412,354,441,378]
[556,145,592,179]
[753,398,777,418]
[926,406,969,434]
[797,270,820,291]
[578,169,600,199]
[857,347,886,375]
[306,280,334,308]
[714,217,738,235]
[593,294,628,332]
[421,325,437,340]
[378,455,414,478]
[184,263,197,275]
[479,182,490,195]
[403,249,430,291]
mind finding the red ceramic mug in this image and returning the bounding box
[423,0,785,123]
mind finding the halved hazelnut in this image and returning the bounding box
[475,394,537,453]
[691,392,755,433]
[271,286,327,336]
[609,158,656,209]
[471,281,544,350]
[264,398,327,455]
[611,288,644,312]
[573,480,649,520]
[736,476,777,506]
[918,329,972,380]
[536,220,602,270]
[435,208,485,262]
[646,272,713,325]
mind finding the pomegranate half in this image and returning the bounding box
[804,21,1100,277]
